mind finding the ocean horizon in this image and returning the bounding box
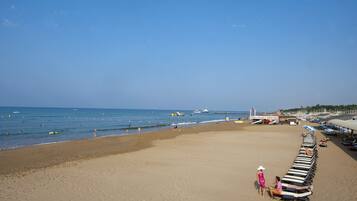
[0,106,248,150]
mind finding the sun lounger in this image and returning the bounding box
[295,157,315,161]
[280,190,312,199]
[288,169,314,178]
[300,145,317,150]
[288,169,309,174]
[292,163,314,170]
[285,174,312,182]
[295,159,313,163]
[298,154,317,160]
[302,143,316,147]
[282,183,313,191]
[296,156,315,161]
[294,160,315,165]
[287,170,308,177]
[284,175,308,181]
[282,176,312,187]
[299,149,317,154]
[295,158,314,163]
[297,154,315,159]
[282,177,305,184]
[297,154,314,158]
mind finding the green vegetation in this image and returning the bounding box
[283,104,357,113]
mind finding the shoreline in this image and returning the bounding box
[0,121,248,176]
[0,118,239,151]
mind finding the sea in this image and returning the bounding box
[0,107,248,150]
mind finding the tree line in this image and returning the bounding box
[283,104,357,113]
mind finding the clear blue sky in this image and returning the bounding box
[1,1,356,111]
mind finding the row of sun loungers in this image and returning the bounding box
[279,140,317,200]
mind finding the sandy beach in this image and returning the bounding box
[0,123,356,201]
[311,129,357,201]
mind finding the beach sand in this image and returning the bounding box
[0,122,249,175]
[0,123,356,200]
[311,129,357,201]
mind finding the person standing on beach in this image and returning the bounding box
[256,165,266,197]
[93,129,97,138]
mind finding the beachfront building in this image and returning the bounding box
[279,116,298,125]
[249,108,299,125]
[250,115,298,125]
[249,107,279,124]
[250,115,280,124]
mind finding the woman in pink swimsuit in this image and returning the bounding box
[256,166,266,196]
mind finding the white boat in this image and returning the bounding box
[170,112,185,117]
[192,109,201,114]
[202,109,209,113]
[49,131,61,135]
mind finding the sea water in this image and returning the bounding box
[0,107,248,150]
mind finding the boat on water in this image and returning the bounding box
[48,131,61,135]
[170,112,185,117]
[192,109,201,114]
[192,108,209,115]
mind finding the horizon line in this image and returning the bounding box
[0,105,249,112]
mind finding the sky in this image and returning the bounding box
[0,0,356,111]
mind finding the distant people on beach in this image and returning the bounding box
[268,176,282,198]
[93,129,97,138]
[319,137,329,147]
[256,165,266,197]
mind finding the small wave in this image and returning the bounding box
[199,119,226,124]
[0,145,23,151]
[95,128,124,132]
[96,124,170,132]
[171,122,197,126]
[0,140,71,151]
[122,123,169,130]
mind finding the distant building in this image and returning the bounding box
[249,107,298,125]
[279,116,298,124]
[250,115,280,124]
[249,107,279,124]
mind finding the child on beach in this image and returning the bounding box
[256,165,266,197]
